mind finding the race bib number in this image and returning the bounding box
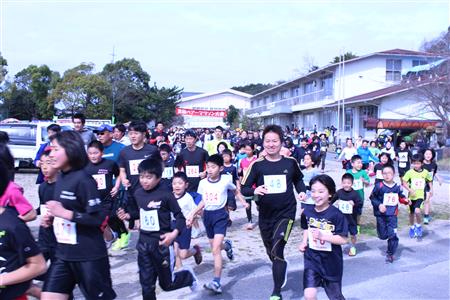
[140,209,160,232]
[383,193,399,206]
[162,167,174,179]
[92,174,106,190]
[129,159,144,176]
[308,228,332,252]
[203,192,220,206]
[376,170,383,180]
[411,178,425,190]
[320,146,327,152]
[186,165,200,178]
[352,178,363,190]
[53,217,77,245]
[264,175,287,194]
[338,200,353,214]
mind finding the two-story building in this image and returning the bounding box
[247,49,443,140]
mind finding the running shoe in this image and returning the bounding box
[111,238,122,251]
[416,225,423,238]
[357,225,361,235]
[204,280,222,294]
[385,254,394,263]
[423,216,429,225]
[409,226,415,239]
[349,246,357,256]
[105,231,118,249]
[224,239,234,261]
[121,232,131,248]
[193,244,203,265]
[281,259,289,288]
[269,295,282,300]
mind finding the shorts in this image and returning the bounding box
[259,217,294,260]
[226,195,237,211]
[398,167,408,178]
[43,257,116,299]
[355,197,364,216]
[303,268,345,300]
[409,199,424,214]
[203,208,229,239]
[175,226,192,250]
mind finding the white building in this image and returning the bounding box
[247,49,443,140]
[177,89,252,128]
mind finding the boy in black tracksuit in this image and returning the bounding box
[370,164,410,263]
[117,157,196,300]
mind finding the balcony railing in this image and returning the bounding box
[246,89,333,115]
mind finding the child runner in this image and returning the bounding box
[300,153,320,209]
[331,173,362,256]
[171,172,203,269]
[346,155,370,232]
[357,140,379,170]
[117,158,197,299]
[337,138,357,170]
[422,148,443,224]
[187,154,236,294]
[41,131,116,299]
[402,154,433,239]
[318,133,329,173]
[374,153,394,184]
[85,141,121,248]
[368,141,381,176]
[159,143,175,191]
[0,176,37,223]
[241,125,306,300]
[370,164,410,263]
[239,142,258,229]
[299,174,348,300]
[396,141,412,180]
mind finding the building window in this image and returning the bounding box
[386,59,402,81]
[290,86,300,97]
[359,105,378,132]
[321,74,333,96]
[412,60,428,67]
[271,94,278,102]
[280,90,288,99]
[344,107,353,131]
[264,96,269,104]
[304,81,314,94]
[303,113,315,130]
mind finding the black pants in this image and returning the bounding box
[137,240,194,300]
[108,215,128,235]
[319,151,327,170]
[303,268,345,300]
[376,216,399,256]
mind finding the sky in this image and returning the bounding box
[1,0,448,92]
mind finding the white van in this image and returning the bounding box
[0,122,71,168]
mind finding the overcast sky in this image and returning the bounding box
[1,0,448,92]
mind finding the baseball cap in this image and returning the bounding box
[94,124,113,133]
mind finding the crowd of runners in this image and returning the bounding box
[0,112,443,300]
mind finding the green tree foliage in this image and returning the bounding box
[49,63,111,118]
[331,52,358,63]
[225,105,239,127]
[0,53,7,84]
[231,83,274,95]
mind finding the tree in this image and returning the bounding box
[331,52,358,63]
[231,83,274,95]
[136,84,182,124]
[420,27,450,55]
[101,58,151,122]
[0,53,7,84]
[48,63,111,118]
[224,105,240,127]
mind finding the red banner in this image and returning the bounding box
[176,107,227,118]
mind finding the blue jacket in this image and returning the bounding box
[357,146,379,164]
[370,182,408,216]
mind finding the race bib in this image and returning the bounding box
[398,152,408,162]
[352,178,363,190]
[338,200,353,214]
[376,170,383,180]
[162,167,174,179]
[40,204,49,216]
[300,159,304,166]
[411,178,425,190]
[383,193,399,206]
[203,192,220,206]
[264,175,287,194]
[92,174,106,190]
[53,217,77,245]
[399,162,407,168]
[320,146,327,152]
[186,165,200,178]
[140,209,160,232]
[308,228,332,252]
[129,159,144,176]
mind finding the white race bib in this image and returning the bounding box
[411,178,425,190]
[140,209,160,232]
[203,192,221,206]
[162,167,174,179]
[186,165,200,178]
[92,174,107,190]
[383,193,399,206]
[40,204,49,216]
[398,152,408,162]
[338,200,353,214]
[320,146,327,152]
[376,170,383,180]
[399,162,407,168]
[264,175,287,194]
[53,217,77,245]
[308,228,332,252]
[300,159,304,166]
[129,159,144,176]
[352,178,363,190]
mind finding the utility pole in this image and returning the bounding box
[110,46,116,124]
